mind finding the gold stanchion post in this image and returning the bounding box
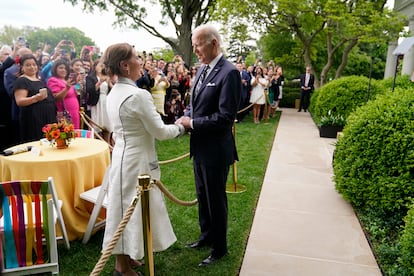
[263,89,269,124]
[139,175,154,276]
[226,120,247,193]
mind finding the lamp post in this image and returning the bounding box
[367,55,374,103]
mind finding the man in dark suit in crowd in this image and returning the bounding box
[176,24,241,267]
[4,47,33,146]
[236,62,251,122]
[298,65,315,112]
[0,45,14,150]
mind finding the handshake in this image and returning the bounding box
[175,116,192,134]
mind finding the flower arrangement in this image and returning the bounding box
[42,119,75,148]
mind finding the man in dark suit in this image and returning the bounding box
[0,45,14,150]
[298,65,315,112]
[236,62,251,122]
[176,24,241,267]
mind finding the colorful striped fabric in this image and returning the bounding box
[0,181,50,269]
[74,129,94,138]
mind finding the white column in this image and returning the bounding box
[384,41,398,79]
[402,18,414,76]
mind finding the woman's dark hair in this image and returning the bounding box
[51,59,70,79]
[170,89,180,100]
[102,43,135,77]
[17,54,38,77]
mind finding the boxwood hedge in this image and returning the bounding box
[309,76,384,125]
[380,75,412,91]
[400,203,414,275]
[333,87,414,216]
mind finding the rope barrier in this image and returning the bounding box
[154,180,198,206]
[79,111,114,150]
[90,189,142,276]
[158,152,190,165]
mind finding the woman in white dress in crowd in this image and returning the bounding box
[249,66,268,124]
[90,61,112,141]
[102,43,185,276]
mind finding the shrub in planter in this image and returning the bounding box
[333,87,414,217]
[319,110,346,138]
[309,76,385,125]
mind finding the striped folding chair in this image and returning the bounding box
[74,129,95,138]
[0,177,69,275]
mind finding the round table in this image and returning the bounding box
[0,138,111,241]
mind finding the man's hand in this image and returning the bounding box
[175,116,192,130]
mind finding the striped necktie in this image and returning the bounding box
[195,65,210,98]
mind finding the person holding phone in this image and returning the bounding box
[14,54,56,142]
[47,59,80,128]
[150,68,170,116]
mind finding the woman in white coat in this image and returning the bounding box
[102,43,185,276]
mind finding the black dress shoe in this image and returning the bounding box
[298,109,302,112]
[198,255,221,267]
[186,240,209,249]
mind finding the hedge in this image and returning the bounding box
[333,87,414,215]
[309,75,384,125]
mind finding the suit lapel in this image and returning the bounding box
[193,57,224,103]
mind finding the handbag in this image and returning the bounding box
[57,99,72,123]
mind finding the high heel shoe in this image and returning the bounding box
[129,258,144,267]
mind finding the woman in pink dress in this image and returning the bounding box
[47,59,80,128]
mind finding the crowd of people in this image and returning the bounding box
[0,36,289,151]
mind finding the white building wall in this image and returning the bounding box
[384,0,414,79]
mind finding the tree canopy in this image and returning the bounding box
[64,0,216,66]
[214,0,406,87]
[0,25,95,55]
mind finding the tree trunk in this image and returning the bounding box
[335,38,358,79]
[320,33,334,87]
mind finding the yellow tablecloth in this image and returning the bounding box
[0,138,110,241]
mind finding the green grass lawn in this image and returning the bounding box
[57,112,280,275]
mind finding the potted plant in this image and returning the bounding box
[319,110,346,138]
[42,119,75,149]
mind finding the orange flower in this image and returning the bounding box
[51,130,61,139]
[42,119,75,146]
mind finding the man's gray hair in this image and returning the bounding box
[193,24,222,47]
[0,45,12,54]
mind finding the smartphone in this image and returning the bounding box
[17,36,26,47]
[69,73,76,83]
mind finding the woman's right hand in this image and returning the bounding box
[65,80,73,88]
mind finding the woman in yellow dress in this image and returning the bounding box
[150,68,170,118]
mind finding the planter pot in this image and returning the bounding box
[295,99,300,109]
[319,126,343,138]
[55,138,68,149]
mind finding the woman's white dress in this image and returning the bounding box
[91,79,110,132]
[249,76,268,105]
[102,77,180,260]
